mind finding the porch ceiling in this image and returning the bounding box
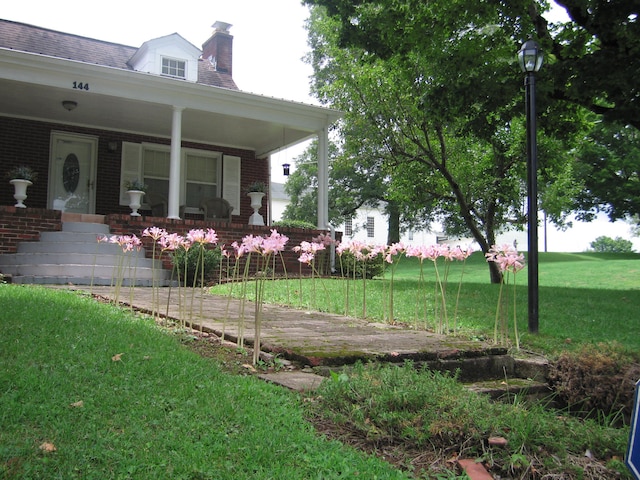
[0,49,341,157]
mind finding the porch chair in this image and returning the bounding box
[199,197,233,223]
[145,192,167,217]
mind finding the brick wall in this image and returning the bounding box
[0,206,61,254]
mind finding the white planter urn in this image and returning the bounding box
[10,178,32,208]
[247,191,265,226]
[126,190,145,216]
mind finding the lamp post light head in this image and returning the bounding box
[518,38,544,73]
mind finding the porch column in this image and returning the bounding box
[167,106,184,219]
[317,126,329,229]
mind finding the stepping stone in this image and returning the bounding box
[257,371,325,392]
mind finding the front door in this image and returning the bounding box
[48,132,97,214]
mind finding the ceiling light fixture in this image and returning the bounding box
[62,100,78,111]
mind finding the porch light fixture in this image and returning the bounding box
[108,141,118,153]
[62,100,78,111]
[517,38,543,334]
[282,163,290,176]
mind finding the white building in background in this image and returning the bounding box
[269,182,639,252]
[269,182,289,225]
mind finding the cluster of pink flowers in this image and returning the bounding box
[234,230,289,258]
[312,232,336,247]
[485,244,525,274]
[109,224,480,274]
[336,240,386,261]
[187,228,219,246]
[293,240,326,265]
[99,234,142,252]
[404,243,473,263]
[140,227,219,253]
[332,240,473,265]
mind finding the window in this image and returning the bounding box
[366,217,375,238]
[141,146,218,211]
[345,218,353,236]
[184,151,218,209]
[143,148,170,201]
[162,57,186,78]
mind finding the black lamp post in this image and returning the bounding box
[518,38,543,334]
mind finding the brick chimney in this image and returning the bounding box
[202,21,233,75]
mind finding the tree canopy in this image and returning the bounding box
[301,2,583,282]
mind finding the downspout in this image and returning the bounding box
[317,126,328,230]
[328,224,336,273]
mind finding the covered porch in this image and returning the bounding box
[0,46,340,228]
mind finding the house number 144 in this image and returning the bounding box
[72,82,89,90]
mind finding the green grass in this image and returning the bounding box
[3,252,639,478]
[213,252,640,357]
[0,285,409,479]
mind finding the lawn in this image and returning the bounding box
[1,251,638,479]
[0,285,409,479]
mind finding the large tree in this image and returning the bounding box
[303,3,579,283]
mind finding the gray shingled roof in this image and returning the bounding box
[0,19,238,90]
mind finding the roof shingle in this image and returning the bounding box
[0,19,238,90]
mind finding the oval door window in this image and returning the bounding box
[63,153,80,193]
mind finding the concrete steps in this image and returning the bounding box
[0,221,172,286]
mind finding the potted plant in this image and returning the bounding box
[245,181,267,226]
[246,181,268,194]
[124,179,148,216]
[6,165,38,208]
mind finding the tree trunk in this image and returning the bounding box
[387,200,401,244]
[487,259,502,284]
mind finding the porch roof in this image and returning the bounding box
[0,47,341,157]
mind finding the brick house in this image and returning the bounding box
[0,19,341,283]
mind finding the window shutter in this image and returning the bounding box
[119,142,143,205]
[222,155,241,215]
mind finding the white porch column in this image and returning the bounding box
[167,106,184,219]
[317,126,329,229]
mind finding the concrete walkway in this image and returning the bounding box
[56,285,549,397]
[83,285,505,367]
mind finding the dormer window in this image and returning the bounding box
[128,34,201,82]
[162,57,186,78]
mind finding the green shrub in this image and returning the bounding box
[337,251,385,279]
[272,219,317,230]
[589,236,635,253]
[171,246,222,285]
